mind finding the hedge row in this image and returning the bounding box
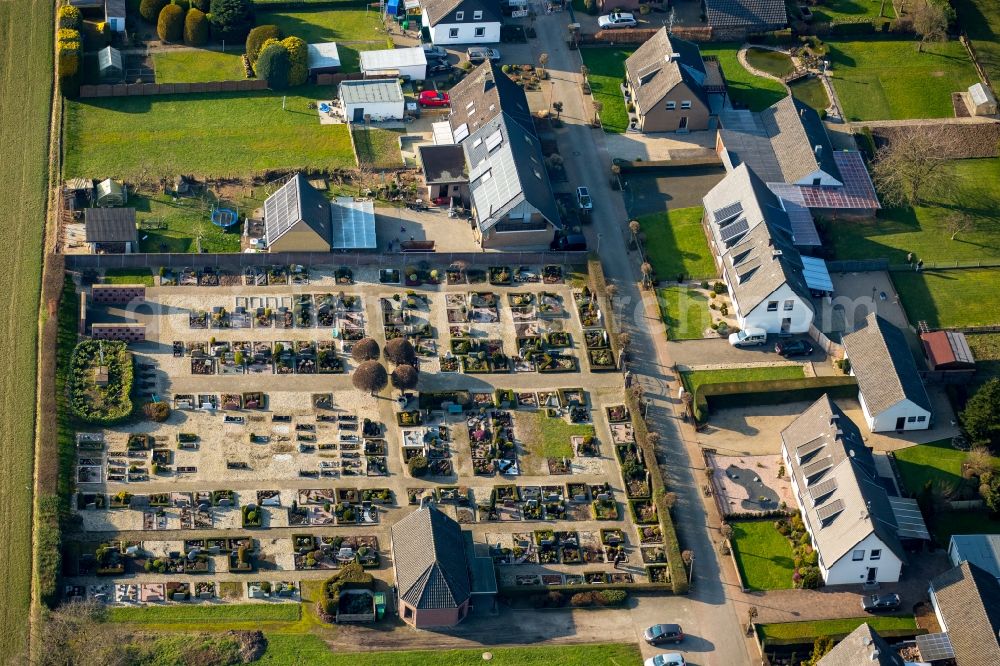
[588,259,688,594]
[693,376,858,422]
[320,562,373,616]
[759,627,923,648]
[68,339,134,424]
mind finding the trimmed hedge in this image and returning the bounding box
[157,3,186,42]
[283,36,308,87]
[140,0,169,23]
[184,7,210,46]
[321,562,373,616]
[58,5,83,30]
[36,495,62,607]
[759,627,922,648]
[693,376,858,422]
[68,340,134,424]
[256,39,290,89]
[246,24,281,65]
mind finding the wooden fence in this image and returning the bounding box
[79,79,268,98]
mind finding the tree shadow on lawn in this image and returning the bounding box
[891,270,945,327]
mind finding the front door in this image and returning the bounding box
[866,567,877,584]
[895,416,906,431]
[353,107,364,123]
[678,116,689,132]
[781,317,791,334]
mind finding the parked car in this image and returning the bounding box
[643,624,684,646]
[728,327,767,347]
[422,44,449,61]
[550,233,587,251]
[775,339,814,357]
[467,47,501,64]
[643,653,686,666]
[598,11,637,29]
[427,61,454,76]
[576,186,593,211]
[862,593,901,613]
[418,90,451,107]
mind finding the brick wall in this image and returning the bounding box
[92,284,145,304]
[91,324,146,343]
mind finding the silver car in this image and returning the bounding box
[467,47,501,64]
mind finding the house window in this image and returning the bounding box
[473,10,483,19]
[681,100,692,109]
[870,549,881,561]
[813,177,822,186]
[666,101,676,110]
[783,300,794,311]
[449,27,459,38]
[403,605,413,619]
[907,416,917,423]
[455,10,464,20]
[475,26,485,37]
[767,301,778,312]
[852,550,865,561]
[917,415,926,422]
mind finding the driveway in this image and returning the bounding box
[667,336,829,369]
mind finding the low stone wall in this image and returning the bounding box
[91,284,145,305]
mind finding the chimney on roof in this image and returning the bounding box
[863,637,872,647]
[870,650,880,661]
[800,107,805,118]
[814,145,823,158]
[772,249,783,259]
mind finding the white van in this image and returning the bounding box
[728,327,767,347]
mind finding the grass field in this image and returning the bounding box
[810,0,894,22]
[110,603,302,624]
[700,44,787,111]
[0,0,53,658]
[580,48,632,133]
[103,269,155,286]
[827,38,980,120]
[757,615,916,641]
[152,50,246,83]
[352,127,403,168]
[745,47,795,78]
[789,76,830,112]
[730,520,795,591]
[257,8,387,44]
[132,192,243,253]
[829,159,1000,264]
[64,87,354,180]
[657,287,712,341]
[892,268,1000,329]
[680,366,805,395]
[639,207,716,281]
[518,411,594,459]
[954,0,1000,88]
[967,333,1000,383]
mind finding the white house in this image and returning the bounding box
[360,47,427,81]
[702,163,835,335]
[781,396,923,586]
[338,79,405,122]
[947,534,1000,581]
[421,0,501,46]
[928,561,1000,666]
[842,313,932,433]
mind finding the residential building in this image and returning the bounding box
[701,163,834,334]
[420,0,501,46]
[623,28,723,133]
[947,534,1000,581]
[390,503,496,628]
[816,623,907,666]
[928,561,1000,666]
[447,60,532,143]
[781,395,928,585]
[84,207,137,254]
[360,47,427,81]
[418,144,469,205]
[69,0,126,32]
[842,313,932,432]
[338,79,405,122]
[718,96,880,218]
[264,174,332,252]
[704,0,787,40]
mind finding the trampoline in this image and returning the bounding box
[211,207,239,228]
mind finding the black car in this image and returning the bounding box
[427,61,454,76]
[550,233,587,251]
[861,593,901,613]
[774,339,814,357]
[643,623,684,645]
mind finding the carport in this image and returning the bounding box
[801,256,833,296]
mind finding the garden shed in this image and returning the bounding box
[98,46,123,83]
[966,83,997,116]
[360,47,427,81]
[84,207,137,253]
[96,178,126,207]
[339,79,405,123]
[104,0,126,32]
[307,42,341,75]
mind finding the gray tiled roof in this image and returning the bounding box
[705,0,787,29]
[419,144,468,184]
[782,396,907,567]
[263,174,331,247]
[931,562,1000,666]
[762,97,840,184]
[625,28,708,116]
[338,79,403,105]
[448,61,533,143]
[84,207,137,243]
[817,623,906,666]
[391,505,471,609]
[843,313,932,417]
[421,0,500,28]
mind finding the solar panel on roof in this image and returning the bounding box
[330,198,376,249]
[720,217,750,244]
[888,497,930,540]
[802,455,833,481]
[796,435,826,461]
[713,201,743,224]
[916,633,955,661]
[808,478,838,505]
[485,130,503,152]
[815,498,844,522]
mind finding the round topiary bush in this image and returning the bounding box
[384,337,417,366]
[408,454,429,477]
[157,3,186,43]
[255,40,290,89]
[351,360,388,395]
[282,36,308,86]
[140,0,169,23]
[351,337,380,362]
[246,24,281,66]
[144,401,171,422]
[390,364,419,392]
[184,7,209,46]
[209,0,255,42]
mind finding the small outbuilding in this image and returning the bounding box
[307,42,341,75]
[95,178,126,207]
[84,207,138,253]
[263,174,332,252]
[921,330,976,383]
[339,79,405,123]
[104,0,126,32]
[419,144,469,204]
[98,46,123,83]
[360,47,427,81]
[966,83,997,116]
[330,197,377,249]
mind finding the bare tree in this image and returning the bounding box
[966,446,994,479]
[871,128,955,207]
[911,0,949,52]
[640,261,653,287]
[352,360,388,395]
[384,337,417,366]
[351,337,380,362]
[592,99,603,125]
[552,101,563,119]
[538,52,548,69]
[390,363,419,393]
[618,332,632,349]
[945,212,973,240]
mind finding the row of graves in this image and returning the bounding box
[379,291,437,357]
[186,293,364,332]
[182,340,350,375]
[157,265,351,288]
[67,579,299,605]
[573,287,618,372]
[378,264,565,287]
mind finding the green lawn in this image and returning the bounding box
[789,76,830,112]
[893,438,976,496]
[929,509,1000,543]
[658,287,712,340]
[758,615,916,642]
[680,366,805,395]
[954,0,1000,88]
[352,127,403,168]
[518,411,595,459]
[639,207,716,281]
[967,333,1000,384]
[110,603,302,624]
[810,0,894,22]
[892,268,1000,329]
[257,8,388,44]
[701,44,787,111]
[729,520,795,591]
[745,47,794,78]
[133,192,244,253]
[830,159,1000,264]
[581,47,631,133]
[827,38,980,120]
[103,269,155,286]
[64,86,354,180]
[259,638,642,666]
[153,50,246,83]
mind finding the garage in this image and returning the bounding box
[360,47,427,81]
[338,79,405,123]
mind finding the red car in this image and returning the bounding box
[419,90,450,107]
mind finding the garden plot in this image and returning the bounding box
[706,452,794,516]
